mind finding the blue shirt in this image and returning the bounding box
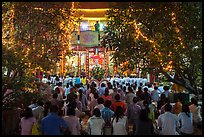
[41,113,68,135]
[100,107,114,122]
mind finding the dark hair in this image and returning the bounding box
[104,100,112,108]
[128,86,133,92]
[101,83,106,87]
[97,97,104,104]
[115,94,121,101]
[143,87,148,92]
[191,97,198,106]
[68,101,77,109]
[160,94,166,101]
[154,86,158,90]
[133,97,139,103]
[50,105,59,113]
[52,92,58,99]
[37,100,44,106]
[164,103,172,112]
[23,107,33,119]
[114,106,124,122]
[93,108,101,117]
[139,109,150,122]
[138,86,142,91]
[182,104,190,117]
[94,92,99,99]
[67,108,76,116]
[104,88,109,96]
[163,86,169,90]
[55,87,60,94]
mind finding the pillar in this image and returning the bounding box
[85,50,89,80]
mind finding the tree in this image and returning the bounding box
[102,2,202,95]
[2,2,78,91]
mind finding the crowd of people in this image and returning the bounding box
[19,74,202,135]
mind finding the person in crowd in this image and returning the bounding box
[107,82,114,95]
[94,97,105,110]
[111,94,126,113]
[178,104,194,135]
[64,83,70,97]
[43,101,51,117]
[158,83,164,94]
[157,103,179,135]
[89,92,99,116]
[126,97,141,132]
[63,107,81,135]
[73,94,83,112]
[50,92,62,108]
[32,100,44,123]
[67,101,85,118]
[98,83,106,97]
[125,86,136,106]
[101,88,112,103]
[162,85,171,98]
[156,93,166,117]
[101,100,115,123]
[142,87,151,106]
[41,105,69,135]
[28,99,38,109]
[78,88,88,111]
[151,86,160,102]
[112,106,128,135]
[86,108,105,135]
[20,107,37,135]
[172,95,183,115]
[111,87,119,102]
[136,86,144,99]
[160,97,170,115]
[189,97,202,128]
[134,109,154,135]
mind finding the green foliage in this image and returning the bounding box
[90,65,105,80]
[103,2,202,94]
[2,91,49,111]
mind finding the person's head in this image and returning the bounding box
[182,104,191,117]
[190,97,198,106]
[104,88,109,96]
[139,109,150,122]
[23,107,33,119]
[128,86,133,93]
[143,87,148,92]
[93,108,101,117]
[97,97,104,104]
[164,103,172,112]
[104,100,112,108]
[52,92,58,99]
[154,86,158,90]
[138,86,142,91]
[160,93,166,101]
[163,86,169,91]
[94,92,99,99]
[115,94,121,101]
[101,83,106,87]
[68,101,77,109]
[37,100,44,106]
[67,108,76,116]
[133,97,139,104]
[177,95,183,103]
[50,105,59,113]
[55,87,60,94]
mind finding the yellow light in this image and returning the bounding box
[73,8,110,12]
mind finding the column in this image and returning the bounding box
[78,52,81,76]
[85,50,89,80]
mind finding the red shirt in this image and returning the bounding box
[110,101,126,113]
[101,95,112,103]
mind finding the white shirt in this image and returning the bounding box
[112,116,128,135]
[189,104,202,124]
[151,89,160,102]
[94,104,105,110]
[178,112,194,134]
[158,112,179,135]
[86,116,105,135]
